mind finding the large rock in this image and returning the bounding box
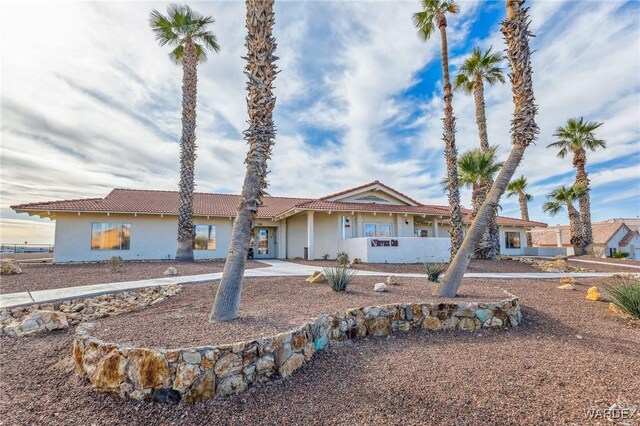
[374,283,388,293]
[127,349,171,389]
[0,259,22,275]
[586,286,601,301]
[557,284,576,291]
[4,310,69,337]
[173,364,200,393]
[216,375,247,397]
[93,349,126,389]
[386,276,399,286]
[278,353,305,378]
[214,353,242,378]
[163,267,178,276]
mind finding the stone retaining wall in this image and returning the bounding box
[74,296,522,404]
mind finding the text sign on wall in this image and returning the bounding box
[371,239,399,247]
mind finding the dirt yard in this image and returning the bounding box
[0,260,268,294]
[1,276,638,425]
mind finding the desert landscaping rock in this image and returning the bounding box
[374,283,388,292]
[163,267,179,276]
[0,259,22,276]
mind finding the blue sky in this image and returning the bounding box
[1,0,639,243]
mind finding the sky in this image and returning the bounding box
[1,0,639,244]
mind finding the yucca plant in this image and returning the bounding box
[425,262,446,282]
[606,279,640,318]
[336,251,349,266]
[323,267,357,292]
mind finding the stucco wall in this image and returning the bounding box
[285,214,307,259]
[53,213,232,262]
[499,227,527,256]
[313,213,340,260]
[338,237,450,263]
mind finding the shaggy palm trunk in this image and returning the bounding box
[518,192,533,246]
[175,39,198,262]
[435,0,538,297]
[574,148,593,253]
[472,76,500,260]
[211,0,278,321]
[436,12,463,258]
[567,204,584,255]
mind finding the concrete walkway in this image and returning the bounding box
[0,259,622,309]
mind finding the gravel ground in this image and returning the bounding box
[566,260,640,273]
[571,255,640,266]
[92,276,507,348]
[0,261,268,295]
[1,277,639,425]
[291,258,540,274]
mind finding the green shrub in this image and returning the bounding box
[606,279,640,318]
[424,262,446,282]
[323,266,356,292]
[611,252,630,259]
[107,255,124,273]
[336,251,349,266]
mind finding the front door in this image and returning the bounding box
[254,227,276,259]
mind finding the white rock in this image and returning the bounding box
[374,283,388,293]
[164,267,178,276]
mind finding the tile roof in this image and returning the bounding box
[619,230,639,247]
[531,222,631,246]
[439,211,547,228]
[288,200,449,216]
[12,189,310,219]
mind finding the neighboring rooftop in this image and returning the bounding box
[531,222,638,247]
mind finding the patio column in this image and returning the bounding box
[556,229,563,247]
[307,211,315,260]
[432,220,439,237]
[280,221,287,259]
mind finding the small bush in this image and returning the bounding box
[606,279,640,318]
[322,253,331,261]
[323,266,356,292]
[611,252,630,259]
[424,262,446,282]
[336,251,349,266]
[107,255,124,273]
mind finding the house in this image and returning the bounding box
[11,181,546,263]
[530,221,640,260]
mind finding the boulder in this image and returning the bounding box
[559,276,576,285]
[0,259,22,275]
[586,286,601,301]
[163,267,178,276]
[309,273,325,284]
[374,283,388,293]
[305,271,322,282]
[557,284,576,290]
[386,276,399,286]
[350,258,361,265]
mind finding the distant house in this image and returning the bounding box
[530,221,640,260]
[12,181,545,263]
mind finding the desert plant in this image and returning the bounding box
[425,262,446,282]
[611,252,630,259]
[336,251,349,266]
[606,279,640,318]
[322,253,330,261]
[323,266,357,292]
[107,255,124,273]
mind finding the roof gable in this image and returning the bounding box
[320,181,421,206]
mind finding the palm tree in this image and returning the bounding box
[413,0,464,258]
[457,146,503,259]
[211,0,278,321]
[435,0,538,297]
[150,4,220,262]
[542,184,587,254]
[454,46,506,258]
[506,175,533,246]
[548,117,605,253]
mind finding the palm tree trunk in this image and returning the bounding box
[567,203,584,255]
[472,76,499,260]
[435,0,538,297]
[211,0,278,321]
[436,12,463,259]
[518,192,533,246]
[175,39,198,262]
[573,148,593,252]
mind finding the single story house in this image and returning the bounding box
[12,181,546,263]
[530,221,640,260]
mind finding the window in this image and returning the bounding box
[194,225,216,250]
[364,224,376,237]
[416,229,429,237]
[505,231,521,249]
[91,223,130,250]
[378,224,391,237]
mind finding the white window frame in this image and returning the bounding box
[505,231,521,249]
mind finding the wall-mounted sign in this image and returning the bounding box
[371,239,399,247]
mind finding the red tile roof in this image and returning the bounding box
[439,211,546,228]
[12,189,310,219]
[319,180,423,206]
[11,183,547,229]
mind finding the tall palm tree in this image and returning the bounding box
[548,117,605,253]
[457,146,503,259]
[506,175,533,246]
[150,4,220,262]
[211,0,278,321]
[454,46,506,257]
[435,0,538,297]
[542,184,587,254]
[413,0,464,258]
